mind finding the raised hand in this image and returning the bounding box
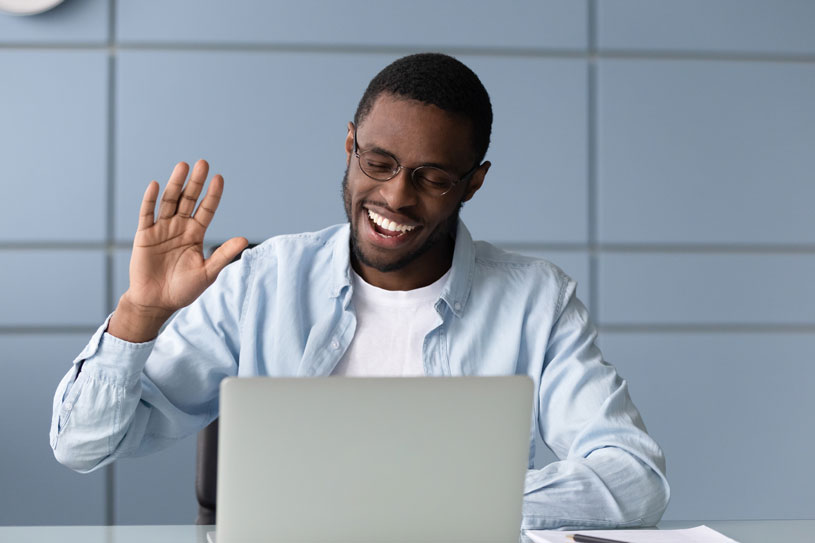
[108,160,248,342]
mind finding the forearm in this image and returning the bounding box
[521,447,669,530]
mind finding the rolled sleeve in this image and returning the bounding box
[51,315,156,472]
[522,290,670,529]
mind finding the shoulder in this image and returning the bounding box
[473,241,571,283]
[471,241,576,312]
[239,224,347,267]
[208,224,349,313]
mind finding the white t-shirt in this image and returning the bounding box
[331,269,450,376]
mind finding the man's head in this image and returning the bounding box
[342,53,493,291]
[353,53,493,166]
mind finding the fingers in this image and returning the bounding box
[176,159,209,218]
[157,162,192,220]
[192,173,224,229]
[205,237,250,282]
[137,181,160,231]
[147,160,225,230]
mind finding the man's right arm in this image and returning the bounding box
[50,160,248,472]
[50,257,249,472]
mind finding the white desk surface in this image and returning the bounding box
[0,521,812,543]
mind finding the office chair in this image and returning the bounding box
[196,418,219,525]
[195,243,256,525]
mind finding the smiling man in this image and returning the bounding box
[51,53,669,529]
[343,90,486,290]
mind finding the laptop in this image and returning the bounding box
[213,376,533,543]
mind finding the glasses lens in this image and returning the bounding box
[359,151,397,180]
[413,167,455,195]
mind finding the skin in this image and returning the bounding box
[108,93,489,342]
[343,93,490,291]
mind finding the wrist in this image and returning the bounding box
[108,294,174,343]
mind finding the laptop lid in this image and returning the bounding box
[216,376,533,543]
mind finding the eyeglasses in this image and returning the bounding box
[353,127,480,197]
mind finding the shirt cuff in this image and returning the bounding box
[74,313,156,383]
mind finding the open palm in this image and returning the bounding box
[125,160,248,319]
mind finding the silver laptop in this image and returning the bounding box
[214,376,533,543]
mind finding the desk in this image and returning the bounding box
[522,521,815,542]
[0,521,812,543]
[657,520,814,541]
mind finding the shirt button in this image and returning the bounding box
[64,402,73,411]
[454,302,462,312]
[330,339,340,350]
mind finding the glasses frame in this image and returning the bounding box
[352,126,480,197]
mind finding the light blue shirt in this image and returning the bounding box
[51,220,669,530]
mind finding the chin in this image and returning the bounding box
[351,218,427,273]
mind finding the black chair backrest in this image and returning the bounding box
[195,418,219,525]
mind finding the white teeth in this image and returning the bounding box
[367,209,416,233]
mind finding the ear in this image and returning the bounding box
[461,161,490,202]
[345,122,355,165]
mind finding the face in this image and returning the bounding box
[342,93,488,290]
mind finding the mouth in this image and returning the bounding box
[366,209,417,237]
[362,208,421,247]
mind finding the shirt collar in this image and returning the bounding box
[330,223,353,299]
[329,219,475,318]
[439,219,474,318]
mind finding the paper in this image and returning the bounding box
[525,525,739,543]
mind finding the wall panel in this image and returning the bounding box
[597,59,815,244]
[0,51,107,242]
[599,0,815,54]
[0,250,106,326]
[598,253,815,325]
[117,0,587,50]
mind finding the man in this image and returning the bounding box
[51,53,669,529]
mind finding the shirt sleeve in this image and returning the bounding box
[50,256,251,473]
[521,286,670,530]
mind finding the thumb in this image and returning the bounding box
[204,236,250,282]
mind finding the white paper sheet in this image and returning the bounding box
[525,525,739,543]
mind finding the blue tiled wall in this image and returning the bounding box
[1,0,812,526]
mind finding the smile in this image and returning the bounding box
[367,209,417,236]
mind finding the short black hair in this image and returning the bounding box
[353,52,493,165]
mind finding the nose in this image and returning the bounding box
[379,168,419,210]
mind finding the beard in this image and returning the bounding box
[342,166,462,273]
